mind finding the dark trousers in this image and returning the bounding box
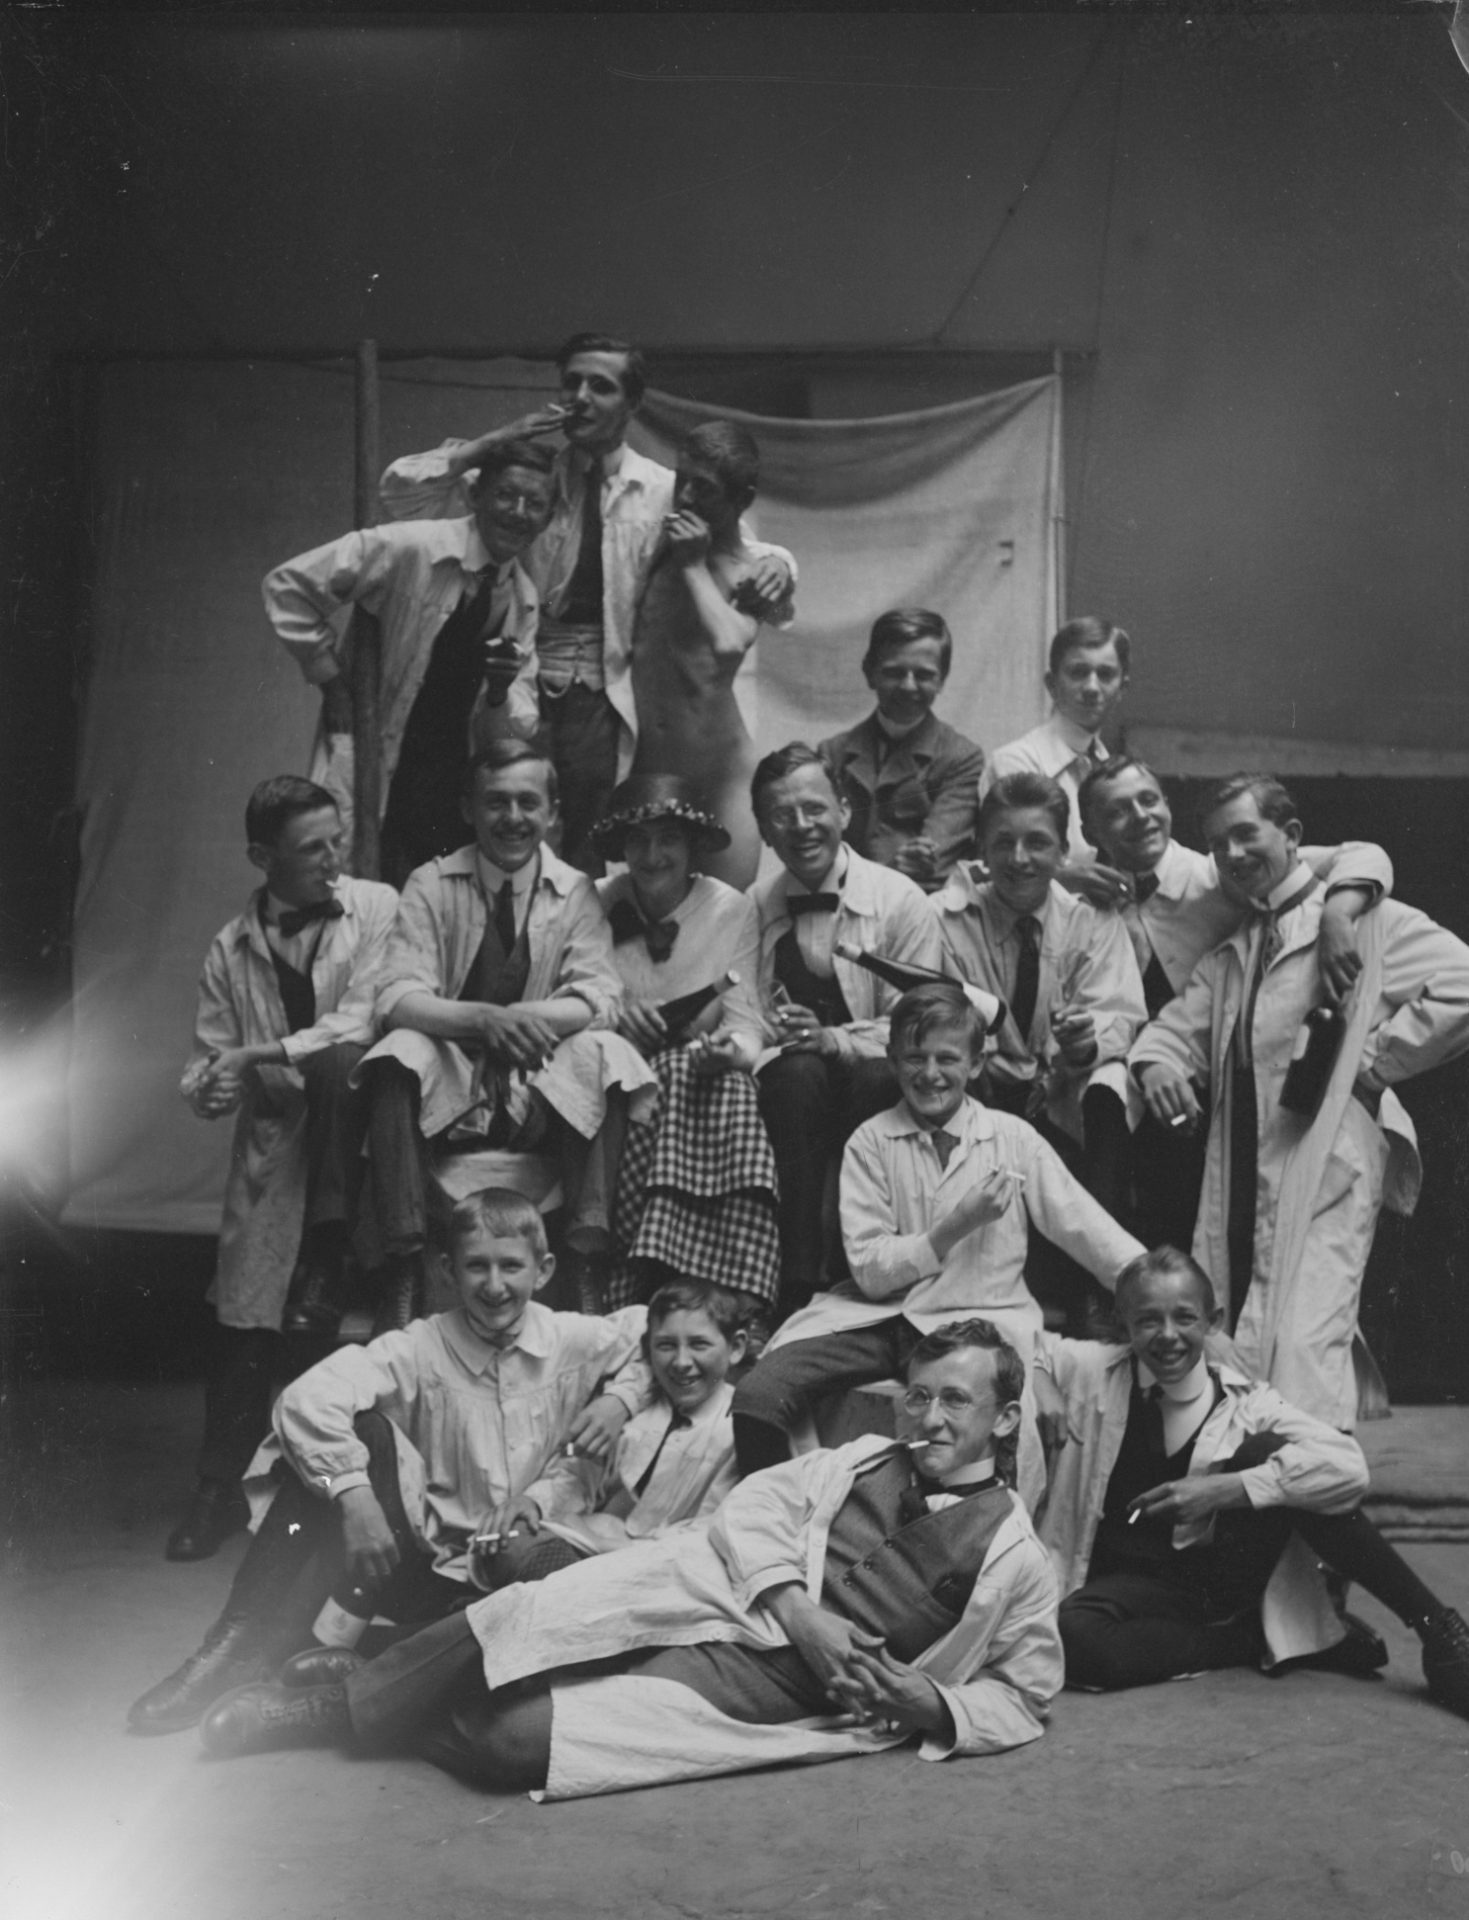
[732,1316,921,1475]
[218,1410,465,1655]
[298,1041,369,1231]
[198,1326,283,1488]
[757,1051,899,1319]
[983,1081,1115,1336]
[541,682,620,875]
[1060,1571,1268,1690]
[1131,1107,1208,1254]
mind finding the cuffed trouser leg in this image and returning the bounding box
[731,1320,918,1475]
[364,1059,431,1257]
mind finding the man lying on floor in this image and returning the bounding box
[1035,1245,1469,1717]
[200,1318,1063,1798]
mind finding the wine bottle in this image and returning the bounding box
[832,941,1006,1033]
[658,970,738,1037]
[1279,1004,1346,1119]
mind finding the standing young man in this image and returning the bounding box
[170,778,397,1560]
[379,333,793,871]
[1129,774,1469,1428]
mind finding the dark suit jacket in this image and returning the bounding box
[819,710,986,891]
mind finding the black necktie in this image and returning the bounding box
[276,898,345,939]
[608,896,679,962]
[493,879,518,954]
[1141,1382,1167,1457]
[788,892,840,918]
[630,1410,692,1499]
[1011,916,1041,1038]
[930,1127,959,1171]
[1134,870,1161,905]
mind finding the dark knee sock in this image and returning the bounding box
[732,1412,793,1478]
[1294,1508,1447,1633]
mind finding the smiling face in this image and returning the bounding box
[1117,1263,1222,1386]
[559,350,635,456]
[756,762,849,891]
[1085,765,1173,875]
[1202,791,1302,905]
[471,462,555,564]
[890,1019,978,1131]
[865,636,947,731]
[981,804,1066,916]
[624,816,696,918]
[647,1306,746,1417]
[450,1227,552,1346]
[896,1347,1020,1479]
[249,803,344,909]
[464,759,556,872]
[1046,639,1128,735]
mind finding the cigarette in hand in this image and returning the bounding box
[1169,1114,1190,1130]
[1006,1170,1027,1189]
[563,1443,579,1459]
[472,1529,524,1552]
[1128,1508,1142,1526]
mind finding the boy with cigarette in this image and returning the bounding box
[127,1189,649,1736]
[732,983,1143,1505]
[1036,1246,1469,1716]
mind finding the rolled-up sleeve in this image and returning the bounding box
[378,440,475,522]
[708,1452,826,1609]
[262,529,394,687]
[181,938,245,1112]
[377,872,457,1023]
[549,881,623,1029]
[272,1333,426,1497]
[1235,1385,1370,1514]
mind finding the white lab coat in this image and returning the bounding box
[465,1433,1062,1800]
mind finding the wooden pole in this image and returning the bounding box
[349,338,383,877]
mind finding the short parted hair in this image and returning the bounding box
[644,1278,748,1349]
[977,769,1070,850]
[468,436,556,489]
[556,331,647,409]
[1199,771,1299,834]
[889,982,985,1059]
[465,737,560,806]
[1114,1244,1218,1318]
[1048,615,1131,678]
[682,420,759,500]
[245,776,339,850]
[750,741,839,819]
[447,1187,549,1261]
[864,608,953,679]
[1076,751,1165,835]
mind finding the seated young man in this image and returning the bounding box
[818,608,986,893]
[167,777,398,1563]
[127,1190,649,1736]
[357,738,656,1319]
[1035,1245,1469,1717]
[732,983,1143,1506]
[628,419,796,891]
[1076,753,1392,1250]
[982,615,1130,891]
[749,743,948,1318]
[199,1319,1064,1801]
[934,770,1146,1196]
[474,1276,747,1584]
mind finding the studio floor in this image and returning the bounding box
[4,1373,1469,1920]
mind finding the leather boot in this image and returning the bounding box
[1422,1606,1469,1719]
[201,1680,352,1757]
[281,1254,351,1339]
[278,1645,366,1688]
[127,1615,274,1736]
[371,1255,421,1338]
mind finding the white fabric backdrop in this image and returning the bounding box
[64,360,1059,1232]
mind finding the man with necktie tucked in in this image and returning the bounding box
[195,1320,1066,1797]
[171,778,398,1561]
[1130,773,1469,1430]
[263,439,555,887]
[356,740,654,1324]
[981,615,1132,900]
[1076,754,1393,1252]
[746,744,948,1319]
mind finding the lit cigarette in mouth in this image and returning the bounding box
[904,1439,931,1451]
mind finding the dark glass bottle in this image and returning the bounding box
[1279,1005,1346,1119]
[658,970,737,1038]
[832,940,1006,1033]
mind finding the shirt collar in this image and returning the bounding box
[663,1380,734,1430]
[938,1453,997,1490]
[1260,859,1317,915]
[1146,838,1189,898]
[475,849,541,899]
[783,842,849,900]
[883,1093,993,1145]
[874,709,929,743]
[439,1299,555,1373]
[1049,710,1107,760]
[256,878,346,934]
[1136,1353,1213,1405]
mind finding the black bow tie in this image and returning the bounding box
[787,892,840,918]
[1134,870,1161,904]
[608,896,679,962]
[275,898,345,938]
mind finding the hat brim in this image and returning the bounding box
[588,800,732,860]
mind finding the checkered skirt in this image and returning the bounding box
[608,1046,780,1309]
